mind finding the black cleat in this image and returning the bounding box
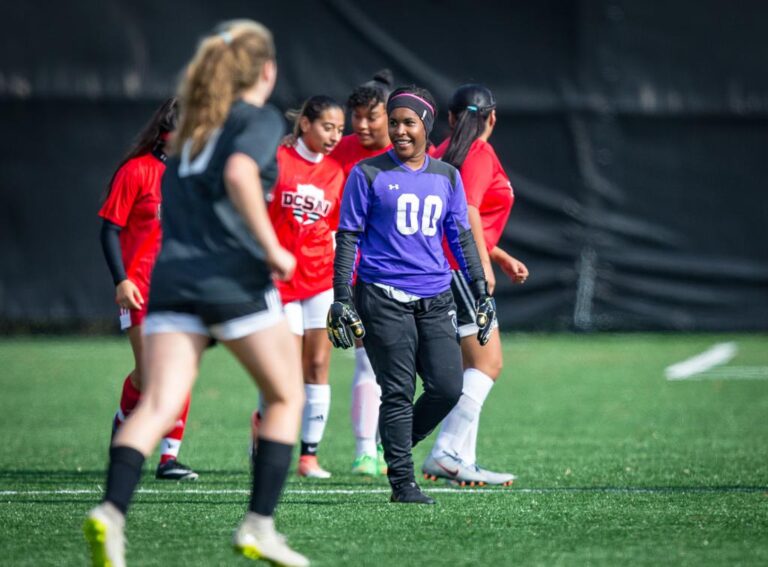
[155,459,199,481]
[390,481,435,505]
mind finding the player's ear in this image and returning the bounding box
[488,109,497,128]
[299,116,311,134]
[448,111,457,129]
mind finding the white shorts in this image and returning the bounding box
[283,288,334,336]
[143,289,284,341]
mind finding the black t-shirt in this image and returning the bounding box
[149,100,284,308]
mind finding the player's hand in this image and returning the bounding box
[116,279,144,310]
[326,301,365,349]
[475,295,497,346]
[499,255,528,284]
[267,246,296,281]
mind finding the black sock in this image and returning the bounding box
[104,445,145,515]
[300,441,318,456]
[249,438,293,516]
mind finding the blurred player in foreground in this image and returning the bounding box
[424,84,528,487]
[85,19,309,567]
[98,97,198,481]
[328,85,495,504]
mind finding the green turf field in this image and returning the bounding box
[1,334,767,566]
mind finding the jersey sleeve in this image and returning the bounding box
[337,166,371,232]
[232,105,285,171]
[98,163,142,227]
[460,149,494,208]
[327,169,345,231]
[443,171,485,285]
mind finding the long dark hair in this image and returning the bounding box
[442,84,496,170]
[347,69,394,110]
[105,97,178,198]
[286,95,343,138]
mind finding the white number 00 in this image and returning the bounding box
[395,194,443,236]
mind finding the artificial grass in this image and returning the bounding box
[0,334,766,565]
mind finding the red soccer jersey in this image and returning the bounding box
[269,143,346,303]
[434,138,515,269]
[330,134,392,180]
[98,153,165,294]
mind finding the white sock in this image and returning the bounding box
[301,384,331,445]
[158,438,181,460]
[457,368,494,466]
[432,368,494,463]
[351,347,380,457]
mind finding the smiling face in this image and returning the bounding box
[351,102,389,149]
[388,107,427,165]
[300,107,345,155]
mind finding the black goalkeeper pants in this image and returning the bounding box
[355,281,463,488]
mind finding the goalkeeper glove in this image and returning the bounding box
[475,295,497,346]
[326,301,365,349]
[469,278,496,346]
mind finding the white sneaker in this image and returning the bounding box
[233,512,310,567]
[476,465,517,486]
[422,451,486,486]
[83,502,126,567]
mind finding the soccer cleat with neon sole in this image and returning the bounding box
[376,444,388,476]
[351,454,378,476]
[83,502,126,567]
[421,451,486,486]
[233,512,309,566]
[297,455,331,479]
[476,465,517,486]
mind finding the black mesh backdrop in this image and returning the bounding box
[2,0,767,331]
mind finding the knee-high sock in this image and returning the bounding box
[431,368,494,464]
[351,347,380,457]
[113,374,141,433]
[301,384,331,451]
[249,439,293,516]
[159,396,191,464]
[104,446,145,515]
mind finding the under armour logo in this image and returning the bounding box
[388,184,400,190]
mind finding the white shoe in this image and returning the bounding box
[422,451,486,486]
[233,512,310,567]
[476,465,517,486]
[83,502,126,567]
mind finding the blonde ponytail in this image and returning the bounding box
[173,20,275,157]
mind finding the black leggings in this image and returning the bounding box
[355,282,463,487]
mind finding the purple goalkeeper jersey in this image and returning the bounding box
[338,150,476,296]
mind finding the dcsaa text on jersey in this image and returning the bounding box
[281,184,332,225]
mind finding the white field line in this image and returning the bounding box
[664,342,738,380]
[0,486,765,497]
[684,366,768,381]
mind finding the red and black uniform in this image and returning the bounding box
[98,152,165,326]
[433,138,515,269]
[434,137,515,329]
[269,143,345,304]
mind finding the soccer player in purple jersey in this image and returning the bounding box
[327,85,497,504]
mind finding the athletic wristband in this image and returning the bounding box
[100,220,127,285]
[333,284,353,304]
[469,278,490,301]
